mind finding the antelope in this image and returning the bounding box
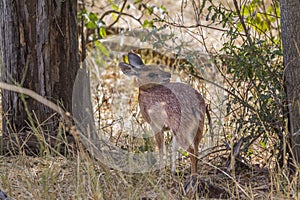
[119,52,205,174]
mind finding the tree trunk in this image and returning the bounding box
[280,1,300,166]
[0,0,79,154]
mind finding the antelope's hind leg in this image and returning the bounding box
[189,126,203,174]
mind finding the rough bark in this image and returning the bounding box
[280,0,300,166]
[0,0,79,154]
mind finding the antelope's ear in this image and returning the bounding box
[119,62,136,76]
[128,52,144,67]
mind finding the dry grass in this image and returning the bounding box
[1,33,297,200]
[0,146,279,199]
[0,60,296,199]
[0,55,288,200]
[2,128,296,200]
[1,1,299,199]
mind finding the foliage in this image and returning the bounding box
[80,0,285,167]
[1,0,297,198]
[206,0,284,165]
[79,9,107,40]
[78,1,168,58]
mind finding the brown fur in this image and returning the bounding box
[120,52,205,174]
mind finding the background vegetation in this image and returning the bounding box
[1,0,298,199]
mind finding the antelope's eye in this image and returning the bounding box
[148,73,158,78]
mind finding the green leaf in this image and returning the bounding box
[142,20,154,28]
[95,41,109,57]
[99,27,107,38]
[89,12,98,22]
[111,3,120,11]
[179,149,189,157]
[146,6,154,15]
[259,140,266,149]
[247,149,253,157]
[199,0,207,14]
[86,21,97,29]
[160,5,167,14]
[272,50,283,56]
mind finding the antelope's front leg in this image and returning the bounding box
[171,137,178,172]
[155,131,164,169]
